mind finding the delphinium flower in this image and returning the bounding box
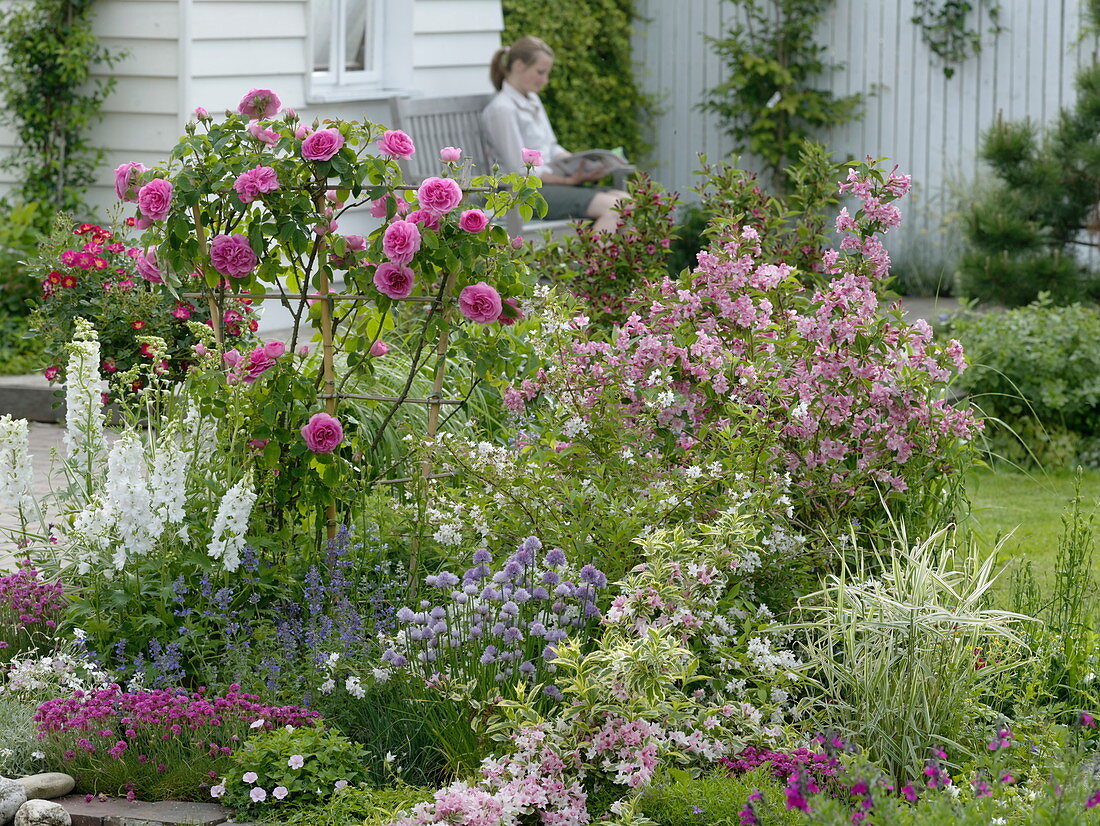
[207,477,257,572]
[0,415,34,516]
[63,318,106,481]
[149,431,189,535]
[377,537,605,699]
[105,431,163,567]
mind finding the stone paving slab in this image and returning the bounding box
[55,795,232,826]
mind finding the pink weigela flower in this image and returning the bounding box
[459,209,489,233]
[458,282,502,324]
[373,263,415,299]
[209,234,258,279]
[137,179,173,222]
[381,220,421,265]
[301,412,344,453]
[233,166,280,203]
[377,129,415,159]
[301,128,346,161]
[113,162,146,202]
[238,88,281,119]
[416,176,462,215]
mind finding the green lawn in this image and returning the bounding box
[961,467,1100,589]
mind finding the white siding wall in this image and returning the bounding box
[0,0,504,216]
[634,0,1100,248]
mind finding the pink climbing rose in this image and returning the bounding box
[440,146,462,162]
[381,220,421,265]
[135,248,162,284]
[301,412,344,453]
[114,162,146,202]
[377,130,415,159]
[373,263,415,299]
[247,122,279,145]
[521,148,543,167]
[301,128,345,161]
[416,177,462,215]
[369,340,389,357]
[209,234,258,279]
[238,88,281,119]
[233,166,280,203]
[459,209,489,233]
[459,282,502,324]
[137,179,172,222]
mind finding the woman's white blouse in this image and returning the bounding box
[481,81,567,177]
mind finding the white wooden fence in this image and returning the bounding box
[633,0,1100,266]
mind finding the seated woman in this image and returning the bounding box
[481,36,629,234]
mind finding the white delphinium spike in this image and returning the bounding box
[149,431,188,528]
[69,497,116,573]
[106,431,162,564]
[207,477,256,572]
[0,415,34,515]
[63,318,106,478]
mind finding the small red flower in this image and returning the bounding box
[131,320,146,330]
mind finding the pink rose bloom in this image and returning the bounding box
[222,349,241,368]
[247,121,279,145]
[238,88,281,119]
[43,365,59,382]
[114,162,146,202]
[135,247,162,283]
[459,281,503,324]
[135,216,153,231]
[301,128,345,161]
[243,347,275,383]
[439,146,462,162]
[497,297,523,326]
[381,220,421,264]
[369,194,410,219]
[295,124,312,140]
[369,340,389,357]
[405,209,440,231]
[209,233,258,278]
[137,178,172,221]
[234,166,280,203]
[377,129,415,159]
[301,412,344,453]
[521,148,543,167]
[194,107,210,121]
[510,235,526,249]
[459,209,489,233]
[416,176,463,214]
[263,340,286,359]
[344,234,366,251]
[325,189,345,207]
[373,263,415,299]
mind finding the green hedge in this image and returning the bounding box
[501,0,650,162]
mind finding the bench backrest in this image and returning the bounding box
[388,94,495,183]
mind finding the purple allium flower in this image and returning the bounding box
[531,586,550,600]
[479,646,497,665]
[472,548,492,564]
[519,660,535,675]
[520,536,543,555]
[579,564,607,587]
[544,548,567,567]
[500,601,520,617]
[541,571,561,586]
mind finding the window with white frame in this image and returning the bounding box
[309,0,411,101]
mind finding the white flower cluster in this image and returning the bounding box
[63,318,105,475]
[746,635,802,679]
[0,415,34,514]
[207,476,257,572]
[1,650,111,696]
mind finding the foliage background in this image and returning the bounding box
[500,0,651,162]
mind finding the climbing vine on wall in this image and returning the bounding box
[0,0,121,223]
[912,0,1003,79]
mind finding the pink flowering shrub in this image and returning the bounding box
[34,683,318,799]
[0,561,65,661]
[511,161,980,538]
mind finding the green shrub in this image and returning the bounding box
[500,0,651,161]
[637,768,800,825]
[947,299,1100,466]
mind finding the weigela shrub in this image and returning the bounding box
[28,216,251,396]
[213,724,369,813]
[507,161,981,540]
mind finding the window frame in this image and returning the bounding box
[307,0,412,102]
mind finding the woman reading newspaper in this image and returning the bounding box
[482,36,631,234]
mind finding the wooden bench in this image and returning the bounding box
[387,94,588,240]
